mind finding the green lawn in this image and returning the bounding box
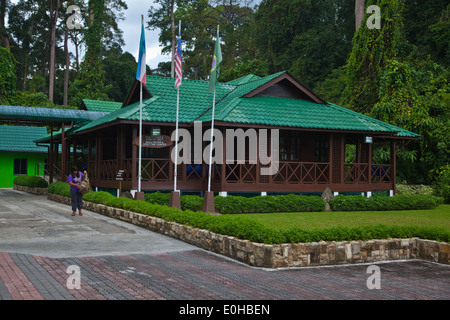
[233,204,450,231]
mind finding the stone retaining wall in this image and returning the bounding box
[48,193,450,268]
[14,185,48,195]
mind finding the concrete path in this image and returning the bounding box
[0,189,449,301]
[0,189,195,258]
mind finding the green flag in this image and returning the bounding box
[208,27,222,92]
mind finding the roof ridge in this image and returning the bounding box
[192,71,288,122]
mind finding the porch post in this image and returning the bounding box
[117,125,124,171]
[61,123,66,181]
[340,133,345,184]
[221,127,227,191]
[390,140,397,195]
[329,134,333,186]
[88,137,92,176]
[49,127,54,184]
[95,133,101,181]
[368,141,373,186]
[131,125,138,193]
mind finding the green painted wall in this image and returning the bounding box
[0,152,47,188]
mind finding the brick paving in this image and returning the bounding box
[0,250,449,300]
[0,189,449,302]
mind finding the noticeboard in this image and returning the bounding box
[133,135,173,148]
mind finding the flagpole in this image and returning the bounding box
[207,25,219,193]
[174,20,181,192]
[138,15,143,194]
[207,89,216,192]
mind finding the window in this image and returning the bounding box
[279,132,301,161]
[314,134,329,163]
[14,158,27,175]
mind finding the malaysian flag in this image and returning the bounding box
[175,30,182,88]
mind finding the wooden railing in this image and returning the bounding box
[344,163,391,184]
[94,159,390,185]
[141,158,170,181]
[371,164,392,183]
[272,162,330,184]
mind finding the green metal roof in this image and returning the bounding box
[203,97,417,134]
[0,105,108,124]
[0,126,48,153]
[71,72,420,139]
[74,76,236,133]
[82,99,123,113]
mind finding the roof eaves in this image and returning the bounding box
[74,96,160,134]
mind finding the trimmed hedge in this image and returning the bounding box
[283,224,450,243]
[144,192,325,214]
[48,181,70,197]
[47,184,450,244]
[14,175,48,188]
[329,194,443,211]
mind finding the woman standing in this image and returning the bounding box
[68,166,86,216]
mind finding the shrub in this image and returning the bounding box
[144,192,170,206]
[83,191,115,204]
[433,171,450,204]
[214,194,325,214]
[144,193,325,214]
[440,185,450,204]
[329,194,442,211]
[396,182,433,196]
[181,195,204,212]
[14,175,48,188]
[283,225,450,243]
[48,182,70,197]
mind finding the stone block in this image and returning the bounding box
[336,245,345,262]
[440,243,450,255]
[352,242,361,255]
[345,243,352,260]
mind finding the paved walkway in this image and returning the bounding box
[0,189,449,300]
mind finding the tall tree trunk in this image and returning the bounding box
[63,25,70,105]
[23,14,36,91]
[49,0,61,102]
[0,0,10,49]
[355,0,365,31]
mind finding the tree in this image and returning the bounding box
[370,58,450,183]
[0,0,10,48]
[147,0,187,78]
[149,0,259,81]
[0,46,16,103]
[48,0,64,102]
[355,0,365,30]
[68,0,111,107]
[104,49,138,102]
[67,0,127,107]
[402,0,449,67]
[254,0,355,89]
[341,0,404,113]
[428,3,450,67]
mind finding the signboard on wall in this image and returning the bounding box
[133,135,173,148]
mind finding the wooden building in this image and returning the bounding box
[35,72,419,197]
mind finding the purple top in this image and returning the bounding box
[68,172,85,192]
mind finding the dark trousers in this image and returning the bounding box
[70,190,83,212]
